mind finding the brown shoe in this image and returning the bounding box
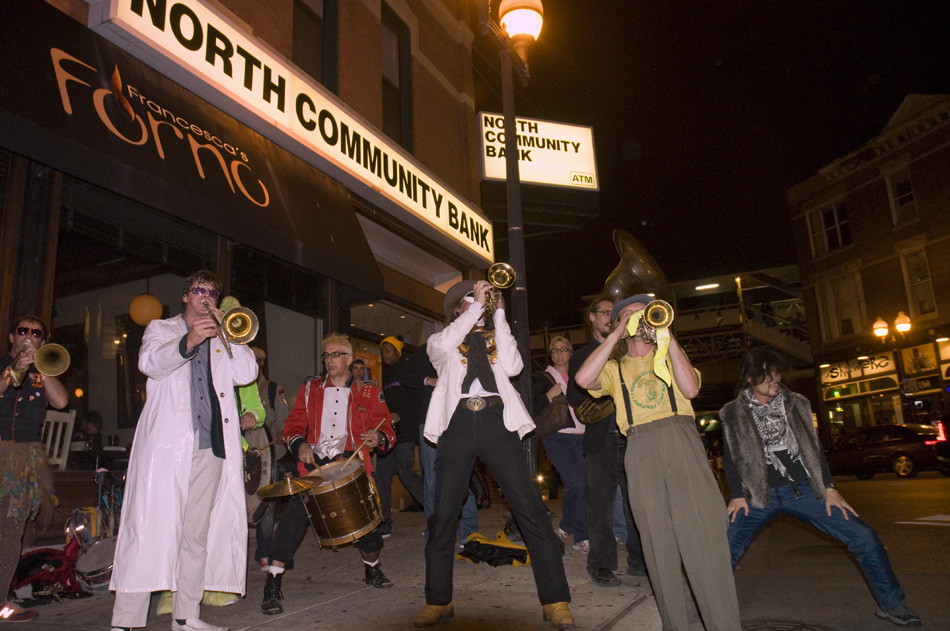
[542,601,575,629]
[413,604,454,628]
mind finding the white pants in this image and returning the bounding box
[111,445,223,627]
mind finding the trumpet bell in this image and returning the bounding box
[487,262,516,290]
[34,343,70,377]
[222,307,259,345]
[644,300,674,329]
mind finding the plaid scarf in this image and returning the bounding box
[744,388,802,481]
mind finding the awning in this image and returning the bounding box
[0,0,382,297]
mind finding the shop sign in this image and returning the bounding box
[479,113,598,190]
[821,352,894,385]
[86,0,493,262]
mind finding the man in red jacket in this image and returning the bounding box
[260,333,396,615]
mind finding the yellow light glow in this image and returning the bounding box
[936,337,949,343]
[894,311,911,333]
[872,317,888,338]
[857,356,869,360]
[819,364,830,368]
[74,388,84,398]
[499,0,543,40]
[695,283,720,291]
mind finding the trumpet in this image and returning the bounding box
[484,262,516,324]
[202,300,259,358]
[8,343,70,387]
[630,299,674,343]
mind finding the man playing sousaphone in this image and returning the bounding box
[260,333,396,615]
[575,294,740,630]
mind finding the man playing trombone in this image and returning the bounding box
[110,270,257,631]
[0,315,68,623]
[575,294,740,630]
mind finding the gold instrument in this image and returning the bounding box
[202,300,259,358]
[8,343,70,387]
[484,262,516,321]
[603,229,675,342]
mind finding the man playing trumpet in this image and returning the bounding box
[110,270,257,631]
[575,294,740,630]
[0,315,68,623]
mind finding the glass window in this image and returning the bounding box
[887,168,918,225]
[381,4,412,151]
[903,249,936,316]
[806,201,851,258]
[293,0,338,93]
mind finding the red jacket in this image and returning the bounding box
[283,377,395,475]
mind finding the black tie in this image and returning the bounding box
[461,331,498,394]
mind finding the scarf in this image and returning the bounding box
[744,388,802,480]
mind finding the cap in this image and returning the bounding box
[611,294,655,320]
[381,336,404,356]
[442,279,478,318]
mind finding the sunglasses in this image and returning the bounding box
[190,286,221,301]
[16,327,43,339]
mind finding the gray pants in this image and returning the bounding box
[625,416,740,631]
[112,445,223,627]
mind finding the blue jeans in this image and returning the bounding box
[541,432,588,542]
[728,480,905,610]
[420,425,477,539]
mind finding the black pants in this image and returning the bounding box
[424,402,570,606]
[586,430,645,574]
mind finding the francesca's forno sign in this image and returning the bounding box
[87,0,493,261]
[478,112,598,190]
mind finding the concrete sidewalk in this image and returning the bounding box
[19,500,659,630]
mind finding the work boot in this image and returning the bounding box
[413,604,454,627]
[542,601,575,629]
[261,572,283,615]
[363,564,394,588]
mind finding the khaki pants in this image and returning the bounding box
[625,416,740,631]
[112,444,222,627]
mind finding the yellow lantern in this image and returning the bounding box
[130,293,162,326]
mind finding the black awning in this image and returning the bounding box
[0,0,382,297]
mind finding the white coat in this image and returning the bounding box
[424,301,534,443]
[110,314,257,594]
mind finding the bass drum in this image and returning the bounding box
[244,426,277,525]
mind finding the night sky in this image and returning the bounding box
[479,1,950,329]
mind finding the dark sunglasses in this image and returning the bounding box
[16,327,43,339]
[190,286,221,301]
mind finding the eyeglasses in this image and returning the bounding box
[321,351,351,360]
[551,347,572,354]
[190,286,221,301]
[15,327,43,339]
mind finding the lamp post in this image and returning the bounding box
[873,311,912,423]
[479,0,543,475]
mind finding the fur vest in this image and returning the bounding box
[719,386,826,509]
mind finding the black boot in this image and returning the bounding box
[262,572,284,615]
[364,564,394,589]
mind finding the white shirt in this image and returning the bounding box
[314,386,349,460]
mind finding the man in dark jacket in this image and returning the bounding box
[566,296,645,587]
[720,347,921,627]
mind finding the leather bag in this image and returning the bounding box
[534,373,574,439]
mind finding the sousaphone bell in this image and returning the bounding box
[602,229,675,340]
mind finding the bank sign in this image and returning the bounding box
[87,0,493,262]
[478,113,598,190]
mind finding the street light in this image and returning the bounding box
[872,312,913,423]
[479,0,543,475]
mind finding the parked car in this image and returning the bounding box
[825,422,948,479]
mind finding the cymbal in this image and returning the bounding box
[256,476,322,498]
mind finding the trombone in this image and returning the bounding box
[8,343,70,387]
[202,300,259,358]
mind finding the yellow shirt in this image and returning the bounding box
[587,352,700,434]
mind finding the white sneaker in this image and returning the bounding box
[572,540,590,554]
[171,619,229,631]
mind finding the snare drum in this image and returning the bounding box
[75,536,116,590]
[302,461,382,548]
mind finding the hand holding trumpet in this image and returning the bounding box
[186,303,222,351]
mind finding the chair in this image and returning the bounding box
[42,409,77,470]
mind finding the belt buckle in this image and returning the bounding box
[465,396,486,412]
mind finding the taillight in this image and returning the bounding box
[925,420,947,445]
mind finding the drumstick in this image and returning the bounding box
[341,417,389,468]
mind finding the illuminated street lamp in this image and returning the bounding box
[872,312,913,422]
[478,0,543,474]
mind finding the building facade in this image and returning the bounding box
[788,94,950,441]
[0,0,492,442]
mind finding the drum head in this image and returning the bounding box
[244,427,276,524]
[312,460,362,485]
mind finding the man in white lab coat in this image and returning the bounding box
[110,270,257,631]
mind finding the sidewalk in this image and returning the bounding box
[19,499,659,630]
